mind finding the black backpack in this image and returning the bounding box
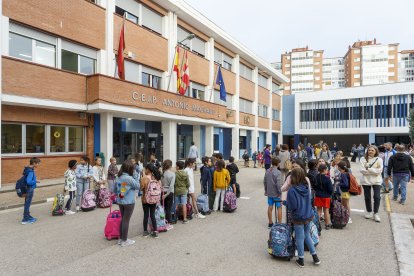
[15,170,30,198]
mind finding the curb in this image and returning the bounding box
[0,182,64,194]
[385,194,392,213]
[0,195,69,211]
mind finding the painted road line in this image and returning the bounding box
[239,197,250,200]
[385,194,391,213]
[350,209,365,213]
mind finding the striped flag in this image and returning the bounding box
[173,46,181,92]
[179,50,190,95]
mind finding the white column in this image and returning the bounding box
[205,125,214,156]
[206,37,215,102]
[162,120,177,164]
[253,67,259,128]
[279,94,284,143]
[232,55,240,159]
[232,126,240,159]
[0,1,3,189]
[251,129,258,153]
[193,125,201,151]
[101,0,115,76]
[165,11,178,92]
[100,113,113,168]
[267,76,273,145]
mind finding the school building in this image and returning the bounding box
[0,0,287,187]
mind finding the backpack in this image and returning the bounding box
[196,193,210,214]
[304,221,320,251]
[145,179,161,205]
[223,188,237,212]
[15,173,28,198]
[284,159,292,171]
[177,197,193,220]
[81,189,96,211]
[268,223,295,260]
[104,205,122,240]
[98,188,112,208]
[330,195,349,229]
[148,204,168,232]
[348,173,362,195]
[52,193,65,216]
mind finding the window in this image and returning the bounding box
[50,125,85,153]
[61,41,97,75]
[190,82,205,100]
[214,48,233,71]
[272,82,280,92]
[115,6,138,24]
[9,32,56,67]
[239,98,253,114]
[26,125,45,153]
[1,124,22,154]
[258,75,268,88]
[69,127,84,152]
[257,104,268,117]
[354,58,360,62]
[50,126,66,153]
[272,109,280,120]
[354,74,360,78]
[177,26,205,57]
[239,63,253,81]
[141,5,163,35]
[354,66,360,70]
[142,66,162,89]
[214,90,233,109]
[354,49,360,54]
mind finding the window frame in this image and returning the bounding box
[47,125,86,155]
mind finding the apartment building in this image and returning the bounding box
[399,50,414,82]
[0,0,287,187]
[281,46,323,95]
[322,57,345,90]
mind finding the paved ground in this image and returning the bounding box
[0,164,400,275]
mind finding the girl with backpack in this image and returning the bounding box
[287,168,321,268]
[75,156,94,212]
[213,160,231,211]
[161,160,175,226]
[140,163,162,238]
[93,157,107,204]
[116,160,139,247]
[64,160,77,215]
[337,161,352,224]
[314,164,333,229]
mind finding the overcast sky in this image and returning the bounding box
[184,0,413,63]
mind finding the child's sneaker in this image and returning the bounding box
[268,223,274,229]
[197,213,206,219]
[28,217,37,223]
[143,231,150,238]
[21,219,34,225]
[296,258,304,268]
[312,254,321,265]
[117,239,122,245]
[183,220,189,224]
[76,206,80,212]
[120,239,135,247]
[348,217,352,224]
[151,231,159,239]
[325,224,332,230]
[166,224,174,231]
[65,210,75,215]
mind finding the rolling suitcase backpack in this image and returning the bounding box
[223,187,237,212]
[52,193,65,216]
[98,187,111,208]
[268,200,295,260]
[104,203,122,240]
[330,192,349,229]
[196,185,210,215]
[81,185,97,212]
[148,191,169,232]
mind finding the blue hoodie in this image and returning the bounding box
[200,165,212,194]
[287,184,314,224]
[24,167,37,188]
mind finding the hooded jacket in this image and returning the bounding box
[24,167,37,188]
[213,169,230,191]
[387,153,414,176]
[200,165,212,194]
[175,170,190,196]
[287,184,314,224]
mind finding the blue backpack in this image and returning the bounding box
[15,171,29,198]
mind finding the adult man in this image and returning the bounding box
[21,157,41,225]
[331,142,339,157]
[387,144,414,205]
[188,141,199,171]
[305,143,314,160]
[264,144,272,170]
[383,142,396,193]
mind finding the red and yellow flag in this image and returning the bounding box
[173,46,181,92]
[180,50,190,95]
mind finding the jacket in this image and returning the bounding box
[318,150,332,162]
[116,173,139,205]
[75,164,94,186]
[226,163,239,185]
[213,169,230,191]
[314,173,333,198]
[287,184,314,224]
[24,167,37,188]
[161,170,175,196]
[200,165,212,194]
[387,153,414,176]
[64,169,77,192]
[278,150,290,169]
[338,173,350,192]
[264,167,281,198]
[175,170,190,196]
[107,164,118,181]
[359,157,383,186]
[264,149,272,165]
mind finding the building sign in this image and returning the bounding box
[132,91,215,115]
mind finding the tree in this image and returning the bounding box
[408,109,414,143]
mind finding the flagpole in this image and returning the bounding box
[166,45,178,92]
[208,64,220,103]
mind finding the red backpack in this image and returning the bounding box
[348,173,362,195]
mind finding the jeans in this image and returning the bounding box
[294,223,316,258]
[363,185,381,213]
[23,186,35,220]
[265,164,271,170]
[119,203,135,241]
[164,193,174,223]
[65,191,75,211]
[76,181,88,206]
[393,174,409,202]
[142,203,157,232]
[213,188,225,211]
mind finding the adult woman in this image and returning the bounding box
[359,145,383,222]
[278,144,291,181]
[116,160,139,246]
[297,143,308,165]
[318,143,332,163]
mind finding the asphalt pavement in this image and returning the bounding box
[0,164,399,276]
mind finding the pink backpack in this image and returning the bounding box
[98,188,111,208]
[104,204,121,240]
[81,189,96,211]
[145,179,161,204]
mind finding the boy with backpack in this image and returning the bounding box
[226,156,239,196]
[174,161,190,223]
[314,164,333,229]
[264,157,282,228]
[21,157,41,224]
[64,160,77,215]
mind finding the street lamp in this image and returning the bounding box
[179,33,196,45]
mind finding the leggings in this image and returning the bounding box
[142,203,157,232]
[119,204,135,241]
[65,191,75,211]
[363,185,381,214]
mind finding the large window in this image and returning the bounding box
[214,48,233,71]
[141,5,163,35]
[1,124,22,154]
[9,32,56,67]
[258,75,268,88]
[69,127,84,152]
[258,104,268,117]
[239,98,253,114]
[177,26,205,57]
[142,66,162,89]
[61,41,97,75]
[272,82,280,92]
[190,82,205,100]
[26,125,45,153]
[50,126,66,153]
[240,63,253,81]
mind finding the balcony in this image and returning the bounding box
[87,75,226,121]
[3,0,106,49]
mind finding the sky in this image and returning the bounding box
[184,0,413,63]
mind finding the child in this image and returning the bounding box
[161,160,175,227]
[21,157,41,224]
[287,168,321,268]
[200,157,213,195]
[337,161,352,224]
[185,159,205,219]
[107,157,119,193]
[226,156,239,195]
[75,156,94,212]
[64,160,77,215]
[213,160,231,211]
[140,163,162,238]
[93,157,107,203]
[257,151,263,168]
[242,150,250,167]
[174,161,190,223]
[314,164,333,229]
[264,157,282,228]
[116,160,139,246]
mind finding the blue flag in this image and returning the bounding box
[216,66,227,101]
